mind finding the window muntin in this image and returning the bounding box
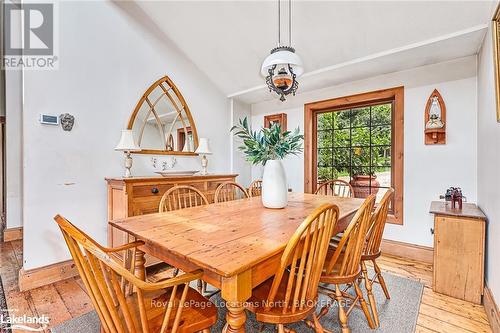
[316,102,393,205]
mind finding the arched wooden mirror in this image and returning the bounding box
[127,76,199,155]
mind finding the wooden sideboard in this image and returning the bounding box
[106,174,237,265]
[430,201,486,304]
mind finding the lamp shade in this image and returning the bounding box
[195,138,212,155]
[115,129,141,152]
[261,48,304,77]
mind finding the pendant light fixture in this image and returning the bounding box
[261,0,303,102]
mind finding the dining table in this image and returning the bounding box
[110,192,364,332]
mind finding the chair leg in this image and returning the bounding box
[304,313,328,333]
[361,260,379,327]
[335,284,350,333]
[202,281,208,294]
[197,279,203,294]
[278,324,285,333]
[354,282,375,329]
[373,259,390,299]
[311,313,324,333]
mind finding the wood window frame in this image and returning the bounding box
[304,86,404,225]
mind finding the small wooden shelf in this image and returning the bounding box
[424,89,446,145]
[424,127,446,145]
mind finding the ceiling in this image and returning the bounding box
[135,1,498,104]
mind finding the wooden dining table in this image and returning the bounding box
[110,192,364,332]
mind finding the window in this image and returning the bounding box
[304,87,404,224]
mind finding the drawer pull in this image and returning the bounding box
[151,187,159,194]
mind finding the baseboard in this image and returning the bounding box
[485,285,500,333]
[18,259,78,291]
[3,227,23,242]
[380,238,434,264]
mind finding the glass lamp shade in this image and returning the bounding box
[272,66,294,90]
[115,129,141,152]
[260,48,304,78]
[195,138,212,155]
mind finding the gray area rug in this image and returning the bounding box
[51,270,423,333]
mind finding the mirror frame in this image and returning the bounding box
[127,75,199,155]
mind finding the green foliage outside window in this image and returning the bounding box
[317,104,392,182]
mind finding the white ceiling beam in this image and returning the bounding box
[226,24,488,99]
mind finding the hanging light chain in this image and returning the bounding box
[289,0,292,46]
[278,0,281,47]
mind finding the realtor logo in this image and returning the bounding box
[3,2,58,70]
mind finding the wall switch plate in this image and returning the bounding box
[39,114,59,125]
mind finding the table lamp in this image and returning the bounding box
[115,129,141,177]
[195,138,212,175]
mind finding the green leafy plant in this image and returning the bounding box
[230,117,304,165]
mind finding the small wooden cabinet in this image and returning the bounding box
[430,201,486,304]
[106,174,237,265]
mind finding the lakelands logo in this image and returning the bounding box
[0,311,49,331]
[3,1,59,70]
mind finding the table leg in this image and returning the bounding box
[224,303,246,333]
[134,248,146,281]
[221,270,252,333]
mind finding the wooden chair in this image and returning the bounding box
[315,179,354,198]
[159,185,209,293]
[360,188,394,327]
[245,204,340,333]
[54,215,217,333]
[317,195,376,333]
[159,185,209,213]
[248,179,263,197]
[214,181,249,203]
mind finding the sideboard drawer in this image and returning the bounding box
[132,184,173,198]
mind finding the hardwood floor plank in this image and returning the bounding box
[417,313,482,333]
[10,240,23,266]
[53,278,93,318]
[422,287,490,324]
[0,242,21,294]
[419,303,492,333]
[29,284,72,328]
[415,324,439,333]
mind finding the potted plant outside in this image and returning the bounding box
[350,148,380,198]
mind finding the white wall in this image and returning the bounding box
[250,56,478,247]
[5,7,23,229]
[230,99,252,186]
[21,1,230,270]
[477,22,500,306]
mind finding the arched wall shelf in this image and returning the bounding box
[424,89,446,145]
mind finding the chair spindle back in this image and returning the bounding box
[248,179,263,197]
[365,188,394,256]
[214,182,249,203]
[159,185,209,212]
[315,179,354,198]
[265,204,339,314]
[325,195,375,277]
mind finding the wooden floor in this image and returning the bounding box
[0,239,493,333]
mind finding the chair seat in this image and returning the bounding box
[246,272,316,324]
[320,248,361,285]
[125,285,217,333]
[329,238,381,262]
